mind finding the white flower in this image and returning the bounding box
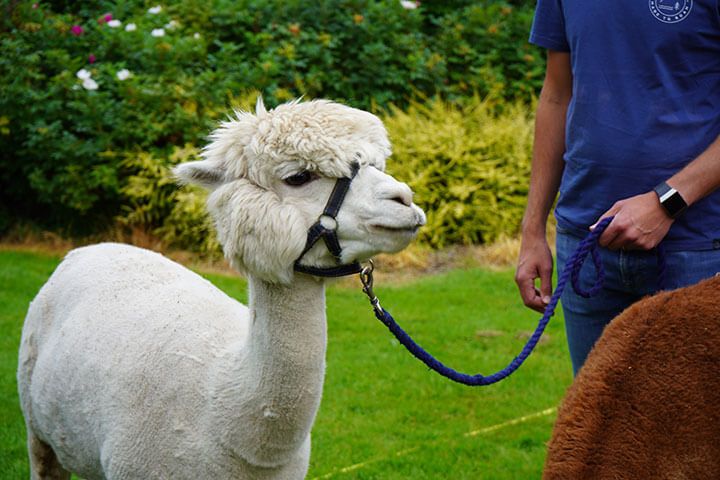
[76,69,91,80]
[400,0,418,9]
[148,5,162,14]
[125,23,137,32]
[151,28,165,37]
[193,32,201,39]
[165,20,178,29]
[82,78,99,90]
[116,69,131,81]
[107,19,121,28]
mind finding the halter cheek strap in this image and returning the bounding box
[293,162,363,277]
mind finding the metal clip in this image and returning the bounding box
[360,260,383,315]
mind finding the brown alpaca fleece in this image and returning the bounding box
[543,275,720,480]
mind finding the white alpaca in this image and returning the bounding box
[17,99,426,480]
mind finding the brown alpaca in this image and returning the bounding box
[543,275,720,480]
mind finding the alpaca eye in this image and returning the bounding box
[283,171,315,187]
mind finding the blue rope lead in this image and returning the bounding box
[360,217,615,386]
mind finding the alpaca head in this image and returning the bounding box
[174,98,426,284]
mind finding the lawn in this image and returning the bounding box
[0,249,573,479]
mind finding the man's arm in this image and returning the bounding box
[594,135,720,250]
[515,50,572,313]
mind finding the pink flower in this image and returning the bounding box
[71,25,83,36]
[88,54,96,64]
[104,13,113,22]
[32,3,38,9]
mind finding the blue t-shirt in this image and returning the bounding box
[530,0,720,250]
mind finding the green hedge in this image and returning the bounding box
[0,0,542,246]
[119,95,534,254]
[386,96,534,248]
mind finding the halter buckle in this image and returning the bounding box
[318,215,337,231]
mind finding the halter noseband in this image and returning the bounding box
[293,162,363,277]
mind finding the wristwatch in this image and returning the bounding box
[653,181,687,219]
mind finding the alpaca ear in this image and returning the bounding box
[173,161,225,190]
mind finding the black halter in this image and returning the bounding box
[293,162,363,277]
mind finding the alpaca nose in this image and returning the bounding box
[381,182,413,207]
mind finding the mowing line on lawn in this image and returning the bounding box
[312,406,557,479]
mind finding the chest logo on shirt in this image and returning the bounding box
[649,0,693,23]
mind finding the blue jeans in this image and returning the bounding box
[556,227,720,375]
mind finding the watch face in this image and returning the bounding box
[663,190,687,217]
[654,182,688,218]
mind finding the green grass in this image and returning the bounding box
[0,249,573,479]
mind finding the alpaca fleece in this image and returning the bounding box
[17,99,426,480]
[544,275,720,479]
[199,98,389,189]
[175,98,393,285]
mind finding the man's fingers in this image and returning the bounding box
[601,216,643,250]
[607,231,633,250]
[515,243,554,313]
[539,268,553,305]
[516,276,536,303]
[516,276,547,313]
[590,200,623,231]
[598,218,623,247]
[590,209,618,231]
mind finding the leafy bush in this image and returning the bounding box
[119,144,220,256]
[117,94,534,253]
[205,0,544,106]
[209,0,442,107]
[0,0,542,247]
[384,96,534,247]
[431,2,545,103]
[0,1,220,232]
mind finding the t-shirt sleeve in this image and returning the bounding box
[529,0,570,52]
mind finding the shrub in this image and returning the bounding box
[119,144,220,256]
[206,0,544,107]
[384,96,534,247]
[0,1,541,247]
[118,94,535,253]
[0,1,220,232]
[431,1,545,103]
[209,0,443,107]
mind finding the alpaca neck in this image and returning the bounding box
[246,274,328,403]
[213,274,327,468]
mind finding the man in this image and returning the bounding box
[515,0,720,374]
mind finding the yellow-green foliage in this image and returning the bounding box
[117,91,263,256]
[382,96,534,247]
[119,145,220,256]
[157,187,220,256]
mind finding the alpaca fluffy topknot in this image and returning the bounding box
[201,98,391,188]
[173,98,395,284]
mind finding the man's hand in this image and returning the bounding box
[515,237,554,313]
[592,191,674,250]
